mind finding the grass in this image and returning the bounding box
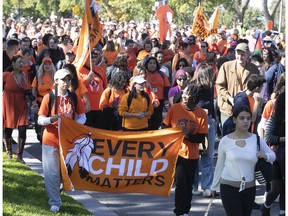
[3,154,93,216]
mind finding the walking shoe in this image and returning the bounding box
[203,189,212,197]
[260,204,270,216]
[50,205,60,212]
[192,189,202,196]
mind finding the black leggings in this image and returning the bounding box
[4,126,27,139]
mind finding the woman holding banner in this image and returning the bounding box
[162,83,208,216]
[38,69,86,212]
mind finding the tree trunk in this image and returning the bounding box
[261,0,281,28]
[233,0,250,28]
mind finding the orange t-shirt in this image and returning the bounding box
[188,45,200,57]
[162,49,174,63]
[163,103,208,159]
[31,73,54,103]
[38,92,86,147]
[78,65,107,111]
[124,50,137,72]
[145,71,170,100]
[137,50,150,62]
[217,39,227,55]
[262,99,275,119]
[99,87,127,110]
[193,51,207,65]
[102,50,118,66]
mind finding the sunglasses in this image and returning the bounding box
[201,46,207,48]
[177,77,187,81]
[179,64,186,67]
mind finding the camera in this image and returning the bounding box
[25,90,36,101]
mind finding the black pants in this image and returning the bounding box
[85,110,103,129]
[173,156,198,215]
[220,184,256,216]
[149,100,164,130]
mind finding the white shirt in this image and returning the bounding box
[210,134,275,191]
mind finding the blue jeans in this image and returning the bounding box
[193,116,215,190]
[42,144,62,208]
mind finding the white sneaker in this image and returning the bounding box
[203,189,212,197]
[192,189,202,196]
[50,205,60,212]
[263,191,268,202]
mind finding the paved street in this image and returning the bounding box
[11,129,280,216]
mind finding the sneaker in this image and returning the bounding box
[50,205,60,212]
[192,189,202,196]
[203,189,212,197]
[275,194,280,202]
[263,191,268,202]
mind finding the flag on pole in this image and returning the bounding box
[191,6,219,38]
[207,7,218,35]
[253,33,263,54]
[74,0,102,70]
[156,5,174,43]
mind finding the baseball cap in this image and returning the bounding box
[132,76,146,84]
[54,69,72,81]
[42,57,52,64]
[235,43,249,52]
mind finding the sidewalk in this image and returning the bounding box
[12,129,280,216]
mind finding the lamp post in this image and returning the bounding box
[278,0,283,33]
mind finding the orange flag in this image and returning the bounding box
[74,0,102,70]
[59,116,183,196]
[191,6,219,38]
[156,5,174,43]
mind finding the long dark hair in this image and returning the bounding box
[64,64,78,91]
[127,84,150,107]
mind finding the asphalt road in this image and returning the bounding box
[10,129,280,216]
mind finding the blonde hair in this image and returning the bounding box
[37,62,56,85]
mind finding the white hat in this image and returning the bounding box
[263,36,273,42]
[132,76,146,84]
[54,69,72,81]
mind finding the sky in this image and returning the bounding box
[249,0,272,9]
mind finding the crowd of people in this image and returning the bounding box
[2,12,286,215]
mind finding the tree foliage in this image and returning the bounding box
[2,0,284,32]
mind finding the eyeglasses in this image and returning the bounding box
[177,77,187,81]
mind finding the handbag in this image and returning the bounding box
[254,135,273,185]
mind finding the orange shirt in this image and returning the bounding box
[78,65,107,111]
[38,92,86,147]
[102,50,118,66]
[162,49,175,63]
[137,50,150,62]
[145,71,170,100]
[31,73,54,103]
[163,103,208,159]
[193,51,207,65]
[99,87,127,110]
[188,45,200,57]
[74,81,88,97]
[124,50,137,72]
[217,39,227,55]
[262,99,275,119]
